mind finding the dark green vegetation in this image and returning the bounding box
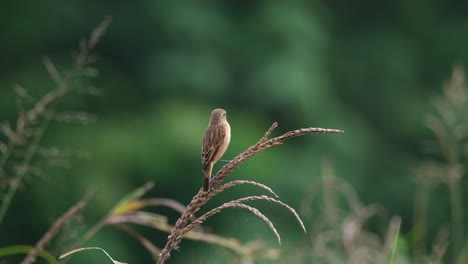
[1,1,468,263]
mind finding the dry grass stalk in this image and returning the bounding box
[60,246,126,264]
[116,224,162,259]
[426,228,449,264]
[180,195,306,242]
[412,162,444,254]
[420,65,468,262]
[140,198,190,215]
[208,180,279,198]
[188,202,282,244]
[157,122,343,264]
[21,200,87,264]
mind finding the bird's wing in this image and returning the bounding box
[201,125,226,170]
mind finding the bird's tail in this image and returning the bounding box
[203,176,210,192]
[203,163,212,192]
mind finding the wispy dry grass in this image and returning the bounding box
[0,16,111,224]
[0,17,112,264]
[290,159,404,264]
[156,122,343,264]
[414,65,468,262]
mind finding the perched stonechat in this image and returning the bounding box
[201,109,231,191]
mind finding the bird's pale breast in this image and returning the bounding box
[213,121,230,163]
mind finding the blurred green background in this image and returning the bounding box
[1,0,468,263]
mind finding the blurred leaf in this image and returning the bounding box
[111,181,154,215]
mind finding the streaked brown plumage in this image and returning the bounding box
[201,109,231,191]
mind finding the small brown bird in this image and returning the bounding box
[201,108,231,191]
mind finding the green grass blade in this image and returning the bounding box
[0,245,58,264]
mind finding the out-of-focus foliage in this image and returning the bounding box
[1,0,468,263]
